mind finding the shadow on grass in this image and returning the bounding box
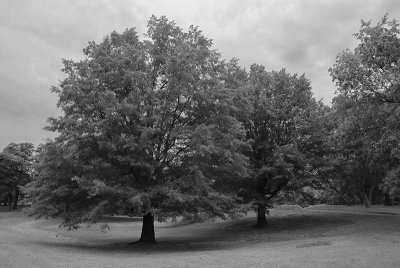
[28,213,354,254]
[373,212,398,216]
[98,215,143,223]
[30,239,228,253]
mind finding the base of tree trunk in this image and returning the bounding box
[136,213,156,244]
[12,187,19,210]
[383,194,392,206]
[8,193,13,212]
[255,204,268,227]
[364,192,372,208]
[363,185,374,208]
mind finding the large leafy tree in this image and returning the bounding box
[231,65,321,226]
[325,96,392,206]
[27,16,249,243]
[0,143,35,210]
[330,14,400,204]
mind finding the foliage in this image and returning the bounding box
[330,14,400,103]
[22,14,400,243]
[324,96,393,205]
[0,143,35,188]
[227,64,325,224]
[26,16,249,231]
[329,14,400,205]
[0,143,35,208]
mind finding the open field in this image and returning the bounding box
[1,205,400,267]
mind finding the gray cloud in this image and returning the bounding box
[0,0,399,149]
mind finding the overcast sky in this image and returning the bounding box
[0,0,399,150]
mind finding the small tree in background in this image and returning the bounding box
[0,143,35,210]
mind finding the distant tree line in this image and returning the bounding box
[0,143,35,211]
[1,14,399,243]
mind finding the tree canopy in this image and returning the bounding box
[329,14,400,205]
[21,14,400,246]
[26,16,249,243]
[330,14,400,103]
[220,62,324,226]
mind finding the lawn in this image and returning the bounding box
[0,205,399,267]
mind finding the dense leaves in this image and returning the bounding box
[0,143,35,210]
[26,17,249,241]
[330,14,400,103]
[225,64,324,225]
[329,14,400,205]
[19,14,400,245]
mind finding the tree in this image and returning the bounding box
[324,96,393,207]
[330,14,400,205]
[330,14,400,103]
[0,143,35,210]
[26,16,249,243]
[231,65,320,226]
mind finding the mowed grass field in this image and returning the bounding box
[1,205,400,268]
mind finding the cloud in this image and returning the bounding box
[0,0,400,149]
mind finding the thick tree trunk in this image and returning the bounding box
[256,204,267,227]
[363,185,374,208]
[12,187,19,210]
[363,193,371,208]
[138,213,156,243]
[363,191,372,208]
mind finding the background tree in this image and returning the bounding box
[324,96,392,206]
[231,65,322,226]
[26,16,249,243]
[0,143,35,210]
[330,14,400,205]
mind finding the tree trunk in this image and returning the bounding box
[138,213,156,243]
[356,193,363,204]
[256,203,267,227]
[3,192,11,206]
[363,192,371,208]
[364,185,374,208]
[383,194,392,206]
[345,196,351,206]
[8,192,13,211]
[12,187,19,210]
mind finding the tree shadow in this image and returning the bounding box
[98,215,143,223]
[28,213,354,254]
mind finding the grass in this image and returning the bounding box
[0,205,400,267]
